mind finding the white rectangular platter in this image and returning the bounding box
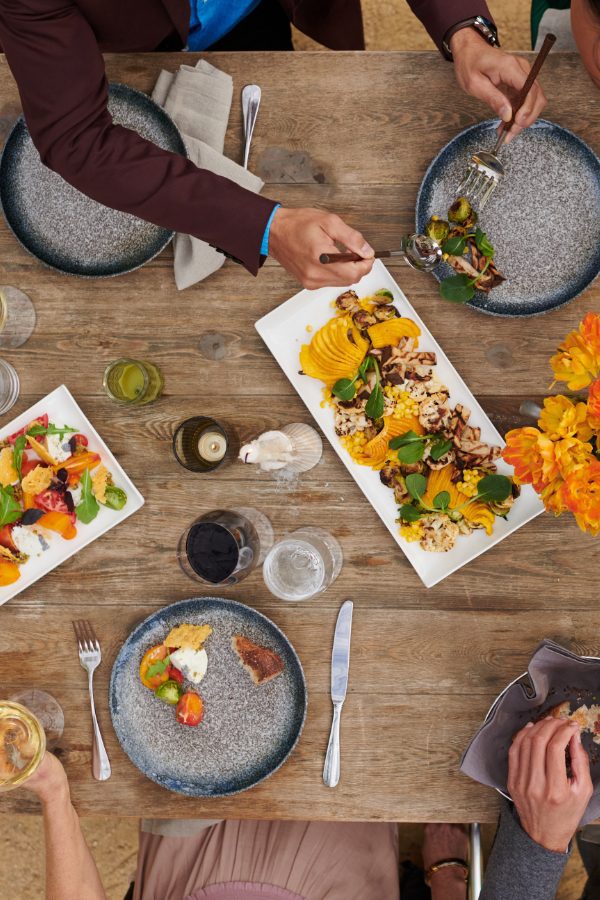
[256,261,544,588]
[0,384,144,606]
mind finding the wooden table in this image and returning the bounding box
[0,50,599,822]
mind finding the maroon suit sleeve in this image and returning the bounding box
[406,0,495,53]
[0,0,277,275]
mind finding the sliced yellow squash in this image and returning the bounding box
[367,318,421,349]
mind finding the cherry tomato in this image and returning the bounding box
[0,526,17,552]
[7,415,48,444]
[139,644,170,691]
[37,511,77,540]
[167,664,184,686]
[72,434,88,447]
[176,692,204,727]
[0,559,20,586]
[35,489,69,515]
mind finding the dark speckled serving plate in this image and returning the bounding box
[0,83,186,278]
[416,119,600,317]
[109,597,307,797]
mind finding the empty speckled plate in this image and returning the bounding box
[0,83,186,277]
[109,597,307,796]
[416,119,600,316]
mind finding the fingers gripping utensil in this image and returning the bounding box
[73,620,111,781]
[242,84,261,170]
[323,599,353,788]
[457,33,556,209]
[320,233,442,272]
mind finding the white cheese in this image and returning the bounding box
[69,484,83,507]
[45,433,72,463]
[169,647,208,684]
[11,526,49,558]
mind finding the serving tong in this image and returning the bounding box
[457,33,556,210]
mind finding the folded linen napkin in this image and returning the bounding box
[152,60,264,289]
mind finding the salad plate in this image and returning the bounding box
[0,384,144,606]
[110,596,307,797]
[256,261,544,588]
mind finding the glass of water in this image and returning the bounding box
[262,526,343,601]
[0,359,20,415]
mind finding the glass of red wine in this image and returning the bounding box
[177,508,273,586]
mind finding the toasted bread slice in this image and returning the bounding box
[232,634,284,685]
[164,623,212,651]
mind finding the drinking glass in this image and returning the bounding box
[173,416,234,473]
[0,358,20,415]
[103,358,164,405]
[0,701,46,792]
[0,286,36,348]
[178,508,273,586]
[262,526,343,601]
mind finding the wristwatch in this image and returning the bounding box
[442,15,500,61]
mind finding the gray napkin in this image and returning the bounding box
[461,639,600,825]
[152,60,264,290]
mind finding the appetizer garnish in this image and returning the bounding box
[232,635,285,685]
[300,290,519,553]
[176,691,204,727]
[425,197,505,303]
[155,680,183,706]
[139,624,212,726]
[164,623,213,651]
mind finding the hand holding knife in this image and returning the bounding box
[323,599,353,788]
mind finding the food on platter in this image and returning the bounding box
[176,692,204,726]
[547,701,600,744]
[425,197,505,303]
[300,290,519,553]
[232,634,285,685]
[0,414,128,585]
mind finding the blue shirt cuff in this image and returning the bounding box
[260,204,281,257]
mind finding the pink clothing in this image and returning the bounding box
[134,819,400,900]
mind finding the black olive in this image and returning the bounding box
[69,437,77,453]
[56,468,68,483]
[21,509,45,525]
[64,491,75,513]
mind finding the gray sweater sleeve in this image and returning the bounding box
[480,799,570,900]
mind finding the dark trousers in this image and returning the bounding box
[209,0,293,51]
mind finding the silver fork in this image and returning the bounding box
[72,620,111,781]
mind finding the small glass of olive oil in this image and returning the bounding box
[103,358,164,405]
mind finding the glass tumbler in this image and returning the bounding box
[178,508,273,586]
[103,358,164,405]
[262,526,343,601]
[0,359,20,415]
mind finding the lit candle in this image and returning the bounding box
[197,430,227,463]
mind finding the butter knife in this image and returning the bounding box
[323,599,353,788]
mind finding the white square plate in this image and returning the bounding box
[0,385,144,606]
[256,261,544,588]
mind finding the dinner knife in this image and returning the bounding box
[323,599,353,788]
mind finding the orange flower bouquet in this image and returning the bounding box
[502,313,600,535]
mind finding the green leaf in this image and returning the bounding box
[27,423,78,438]
[75,468,100,525]
[474,227,494,258]
[146,656,171,679]
[440,275,475,303]
[430,438,453,461]
[102,485,127,511]
[332,377,357,401]
[397,441,425,464]
[433,491,451,510]
[475,474,512,503]
[375,289,394,300]
[405,473,427,502]
[365,384,385,420]
[441,235,467,256]
[13,435,26,481]
[389,430,422,451]
[0,485,23,527]
[399,504,423,523]
[358,356,374,380]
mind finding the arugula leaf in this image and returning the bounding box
[433,491,451,510]
[146,656,171,679]
[405,473,427,503]
[332,377,357,401]
[27,423,78,439]
[0,485,23,527]
[397,441,425,464]
[13,435,26,481]
[475,474,512,503]
[440,275,475,303]
[441,235,467,256]
[430,438,453,461]
[399,504,423,522]
[365,383,385,420]
[76,469,100,524]
[474,227,494,258]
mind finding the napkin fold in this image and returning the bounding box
[152,60,264,290]
[461,639,600,826]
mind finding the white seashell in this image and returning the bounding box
[239,431,295,471]
[280,423,322,473]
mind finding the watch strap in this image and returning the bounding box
[443,16,500,60]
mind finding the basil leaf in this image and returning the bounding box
[375,289,394,301]
[405,473,427,502]
[365,384,385,420]
[76,468,100,525]
[27,423,78,438]
[332,378,357,401]
[441,235,467,256]
[475,474,512,503]
[430,438,453,461]
[146,656,171,679]
[389,430,421,451]
[433,491,451,510]
[399,504,423,523]
[0,485,23,527]
[13,435,26,481]
[440,275,475,303]
[103,485,127,511]
[397,441,425,464]
[474,227,494,258]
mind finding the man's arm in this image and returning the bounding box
[406,0,494,53]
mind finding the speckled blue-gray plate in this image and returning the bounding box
[0,83,186,277]
[109,597,307,797]
[416,119,600,316]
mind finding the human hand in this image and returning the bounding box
[423,823,468,900]
[24,752,69,806]
[450,28,547,142]
[508,718,593,852]
[268,207,374,290]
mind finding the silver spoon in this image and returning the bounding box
[242,84,261,170]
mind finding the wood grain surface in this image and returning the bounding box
[0,51,598,821]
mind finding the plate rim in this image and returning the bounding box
[109,595,308,798]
